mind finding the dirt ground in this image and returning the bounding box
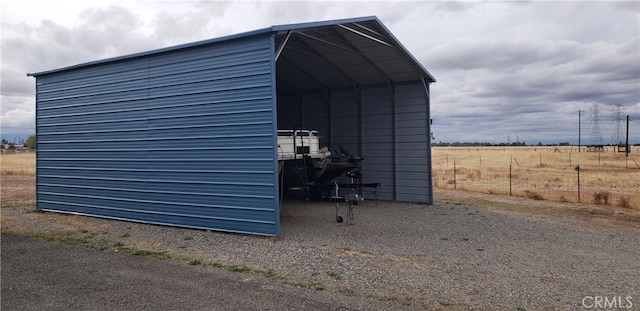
[433,188,640,229]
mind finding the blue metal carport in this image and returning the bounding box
[28,16,435,236]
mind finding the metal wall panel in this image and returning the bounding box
[328,90,360,155]
[300,92,330,147]
[394,82,431,203]
[35,34,280,236]
[283,83,431,203]
[361,86,394,201]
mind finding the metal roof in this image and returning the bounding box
[273,16,435,91]
[28,16,434,88]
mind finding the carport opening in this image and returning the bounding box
[272,19,435,204]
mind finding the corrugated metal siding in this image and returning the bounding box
[301,92,330,146]
[275,93,299,130]
[361,86,394,201]
[329,90,360,155]
[35,34,280,236]
[394,82,431,203]
[276,91,330,145]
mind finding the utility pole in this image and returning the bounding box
[578,110,584,152]
[626,115,630,158]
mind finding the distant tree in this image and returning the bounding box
[24,134,36,149]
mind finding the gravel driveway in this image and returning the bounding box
[2,191,639,310]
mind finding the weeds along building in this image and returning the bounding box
[28,16,435,236]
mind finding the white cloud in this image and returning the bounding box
[0,101,34,132]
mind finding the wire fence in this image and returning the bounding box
[432,146,640,209]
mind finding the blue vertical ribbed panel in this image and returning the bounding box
[394,82,431,203]
[35,34,280,236]
[361,86,394,201]
[329,90,359,154]
[275,93,299,130]
[281,83,430,203]
[300,92,330,146]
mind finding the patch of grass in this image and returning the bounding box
[285,281,310,288]
[285,280,324,291]
[206,262,223,268]
[228,265,251,273]
[380,295,413,306]
[30,232,113,252]
[327,271,343,280]
[593,191,611,205]
[188,259,202,266]
[617,196,631,208]
[338,288,357,296]
[132,249,171,260]
[20,231,177,263]
[523,190,544,200]
[184,236,193,241]
[260,270,278,279]
[55,236,91,245]
[439,300,453,307]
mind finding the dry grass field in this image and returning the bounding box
[1,153,36,208]
[432,146,640,209]
[0,153,36,207]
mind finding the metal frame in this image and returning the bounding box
[337,24,394,48]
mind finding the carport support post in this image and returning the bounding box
[358,88,366,194]
[352,86,364,195]
[422,77,434,204]
[356,87,363,158]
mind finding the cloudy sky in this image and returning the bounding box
[2,0,639,144]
